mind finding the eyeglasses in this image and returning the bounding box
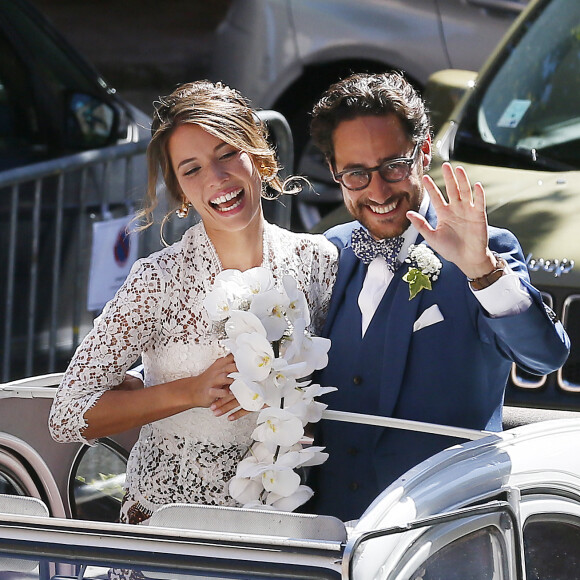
[333,143,421,191]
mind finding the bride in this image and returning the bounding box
[49,80,338,525]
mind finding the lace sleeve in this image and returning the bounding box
[48,259,165,444]
[305,236,338,336]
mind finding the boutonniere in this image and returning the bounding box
[402,244,442,300]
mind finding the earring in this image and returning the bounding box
[176,201,192,219]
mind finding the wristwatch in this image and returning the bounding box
[467,254,508,290]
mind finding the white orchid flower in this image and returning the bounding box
[282,275,310,325]
[284,325,331,376]
[233,333,275,382]
[229,373,265,412]
[261,465,301,496]
[242,267,275,295]
[203,286,234,321]
[258,358,310,406]
[203,268,335,513]
[249,288,290,342]
[252,407,304,449]
[295,445,329,467]
[225,310,267,340]
[213,269,253,305]
[267,485,314,511]
[228,474,263,504]
[285,383,338,424]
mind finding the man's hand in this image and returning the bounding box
[407,163,499,279]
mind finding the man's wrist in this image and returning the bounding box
[467,253,508,290]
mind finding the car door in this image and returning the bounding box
[347,501,521,579]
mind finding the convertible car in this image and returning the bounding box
[1,372,580,579]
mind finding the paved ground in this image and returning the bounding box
[32,0,232,113]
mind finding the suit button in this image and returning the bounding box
[347,447,359,456]
[349,482,359,491]
[353,375,362,385]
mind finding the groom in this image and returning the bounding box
[305,72,570,522]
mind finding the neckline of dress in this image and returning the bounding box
[199,220,270,274]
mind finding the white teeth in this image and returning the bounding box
[216,197,243,212]
[213,189,242,205]
[370,200,397,214]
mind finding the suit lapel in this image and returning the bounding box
[375,201,438,418]
[375,267,423,419]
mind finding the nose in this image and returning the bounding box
[207,160,229,186]
[364,172,394,203]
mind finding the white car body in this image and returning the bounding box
[1,373,580,578]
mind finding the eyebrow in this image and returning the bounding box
[176,142,231,169]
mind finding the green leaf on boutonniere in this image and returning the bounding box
[402,267,432,300]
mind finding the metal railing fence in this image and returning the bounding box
[0,110,293,382]
[1,141,148,381]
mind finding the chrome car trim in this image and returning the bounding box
[525,255,574,278]
[0,434,65,517]
[558,295,580,392]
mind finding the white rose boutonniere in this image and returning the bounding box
[403,244,442,300]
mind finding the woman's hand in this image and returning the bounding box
[192,353,238,408]
[200,353,253,421]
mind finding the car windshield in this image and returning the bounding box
[456,0,580,171]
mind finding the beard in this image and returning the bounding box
[346,190,422,241]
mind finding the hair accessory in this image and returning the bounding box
[176,201,192,219]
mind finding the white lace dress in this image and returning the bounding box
[49,220,337,522]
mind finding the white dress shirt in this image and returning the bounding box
[358,194,532,336]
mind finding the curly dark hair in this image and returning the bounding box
[310,72,431,167]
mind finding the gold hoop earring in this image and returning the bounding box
[176,201,192,219]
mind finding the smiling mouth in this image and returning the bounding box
[211,188,244,212]
[369,199,398,214]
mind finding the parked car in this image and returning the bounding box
[0,0,153,382]
[1,373,580,578]
[210,0,529,230]
[0,0,150,171]
[429,0,579,411]
[314,0,579,413]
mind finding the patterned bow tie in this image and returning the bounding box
[351,228,404,270]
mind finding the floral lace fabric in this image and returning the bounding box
[49,220,337,518]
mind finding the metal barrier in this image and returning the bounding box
[0,141,148,381]
[0,111,293,382]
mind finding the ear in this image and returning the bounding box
[421,134,432,169]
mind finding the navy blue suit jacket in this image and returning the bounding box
[306,207,570,521]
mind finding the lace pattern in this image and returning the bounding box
[49,220,337,515]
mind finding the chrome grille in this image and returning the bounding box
[558,295,580,392]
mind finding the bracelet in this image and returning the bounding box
[467,253,508,290]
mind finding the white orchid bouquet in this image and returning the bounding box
[203,267,336,512]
